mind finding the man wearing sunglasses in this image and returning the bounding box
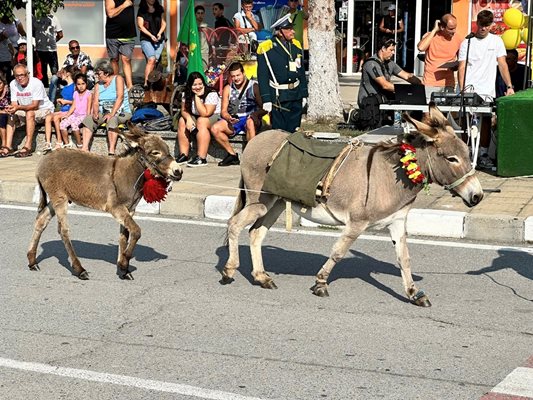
[49,40,95,102]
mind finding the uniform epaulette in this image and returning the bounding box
[292,39,303,49]
[257,40,273,55]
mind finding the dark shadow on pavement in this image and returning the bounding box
[466,249,533,301]
[37,240,168,276]
[215,245,423,302]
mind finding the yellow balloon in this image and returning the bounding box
[522,27,529,43]
[502,29,522,49]
[503,8,525,29]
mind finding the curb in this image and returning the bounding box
[2,183,532,244]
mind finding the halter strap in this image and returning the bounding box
[443,168,475,191]
[424,147,476,191]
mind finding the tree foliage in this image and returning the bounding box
[0,0,64,19]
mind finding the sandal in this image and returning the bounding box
[41,142,53,154]
[15,146,33,158]
[0,146,14,158]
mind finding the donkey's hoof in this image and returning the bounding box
[260,280,278,290]
[311,284,329,297]
[28,263,40,271]
[219,276,234,285]
[78,271,89,280]
[411,290,431,307]
[120,272,134,280]
[413,296,432,307]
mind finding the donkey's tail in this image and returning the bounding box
[37,179,48,213]
[223,177,246,246]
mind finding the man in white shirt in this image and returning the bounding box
[1,64,54,158]
[233,0,262,52]
[458,9,514,169]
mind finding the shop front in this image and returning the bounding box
[335,0,454,75]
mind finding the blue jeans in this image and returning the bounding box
[48,74,59,103]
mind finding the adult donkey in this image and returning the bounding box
[221,104,484,306]
[27,123,183,280]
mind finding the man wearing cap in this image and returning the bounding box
[379,5,404,41]
[257,14,308,132]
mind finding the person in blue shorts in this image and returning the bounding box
[211,62,266,166]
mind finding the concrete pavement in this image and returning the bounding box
[1,152,533,244]
[1,75,532,244]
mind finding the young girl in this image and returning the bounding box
[43,65,78,152]
[0,73,10,153]
[59,73,92,148]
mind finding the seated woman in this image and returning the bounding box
[80,59,131,155]
[176,71,220,167]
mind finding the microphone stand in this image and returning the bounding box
[460,34,478,168]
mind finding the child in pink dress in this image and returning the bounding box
[59,73,92,148]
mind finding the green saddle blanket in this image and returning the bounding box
[263,132,348,207]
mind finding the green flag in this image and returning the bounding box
[177,0,205,79]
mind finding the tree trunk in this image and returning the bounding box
[306,0,343,122]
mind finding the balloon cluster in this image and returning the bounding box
[502,8,529,50]
[206,64,226,86]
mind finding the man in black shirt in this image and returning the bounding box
[105,0,137,89]
[213,3,233,28]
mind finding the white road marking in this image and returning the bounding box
[0,357,269,400]
[2,204,532,253]
[490,367,533,398]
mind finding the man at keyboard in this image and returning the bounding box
[358,37,422,130]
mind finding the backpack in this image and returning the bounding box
[131,103,165,123]
[142,116,174,132]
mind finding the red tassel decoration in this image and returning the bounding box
[142,169,169,203]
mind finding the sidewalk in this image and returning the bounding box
[0,76,532,244]
[1,153,532,243]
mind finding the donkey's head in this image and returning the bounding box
[403,103,483,207]
[124,122,183,181]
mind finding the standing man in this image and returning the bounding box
[257,14,307,133]
[358,37,421,130]
[379,5,404,41]
[213,3,233,28]
[33,9,63,93]
[458,10,514,168]
[195,5,210,68]
[211,62,266,166]
[105,0,136,89]
[283,0,308,47]
[1,63,54,158]
[417,14,462,102]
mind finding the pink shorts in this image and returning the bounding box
[60,114,85,131]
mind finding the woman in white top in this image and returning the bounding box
[176,72,220,167]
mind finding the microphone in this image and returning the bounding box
[465,32,476,39]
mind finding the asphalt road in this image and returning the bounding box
[0,204,532,400]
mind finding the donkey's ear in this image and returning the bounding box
[403,112,439,142]
[122,122,146,147]
[423,102,449,127]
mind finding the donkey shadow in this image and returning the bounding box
[37,240,167,277]
[466,249,533,301]
[215,245,423,302]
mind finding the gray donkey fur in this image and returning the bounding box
[221,104,484,306]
